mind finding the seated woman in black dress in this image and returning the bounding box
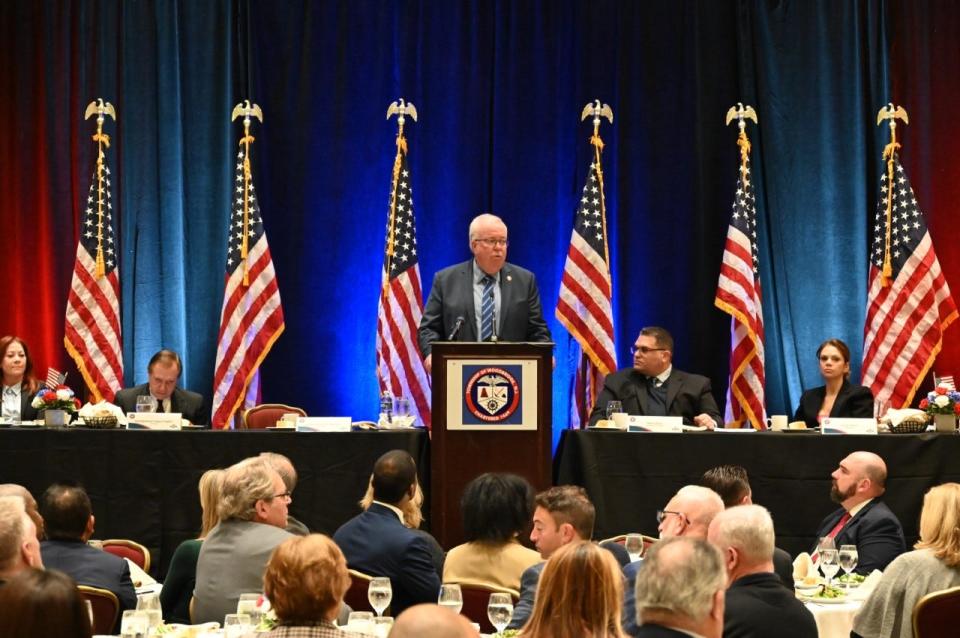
[794,338,874,428]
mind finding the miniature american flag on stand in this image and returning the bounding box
[210,124,285,429]
[375,122,431,428]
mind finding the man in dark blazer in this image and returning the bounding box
[708,505,817,638]
[114,349,207,425]
[333,450,440,616]
[634,537,726,638]
[811,451,905,574]
[417,213,551,373]
[38,482,136,628]
[588,326,722,428]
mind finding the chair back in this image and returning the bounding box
[242,404,307,429]
[344,569,375,614]
[448,580,519,634]
[78,585,119,635]
[914,585,960,638]
[101,538,152,572]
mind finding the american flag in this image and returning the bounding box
[45,368,66,390]
[210,140,285,429]
[375,135,431,428]
[862,153,957,408]
[556,153,617,428]
[64,137,123,402]
[714,144,766,430]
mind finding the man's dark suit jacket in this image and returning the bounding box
[114,383,208,425]
[812,499,905,574]
[723,572,817,638]
[588,368,723,428]
[417,260,551,357]
[332,503,441,616]
[793,379,874,428]
[41,539,137,629]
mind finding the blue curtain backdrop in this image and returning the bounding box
[10,0,959,445]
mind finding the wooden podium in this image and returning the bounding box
[430,341,553,548]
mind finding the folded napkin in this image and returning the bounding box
[792,552,817,581]
[78,400,128,425]
[884,408,927,427]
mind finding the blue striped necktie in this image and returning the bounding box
[480,275,495,341]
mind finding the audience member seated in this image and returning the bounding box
[443,472,540,591]
[519,541,627,638]
[707,505,816,638]
[334,450,440,616]
[390,603,480,637]
[160,468,224,624]
[194,457,311,624]
[261,452,310,536]
[0,496,43,584]
[509,485,602,629]
[793,338,874,428]
[700,465,794,589]
[113,349,207,424]
[633,537,726,638]
[0,484,45,540]
[262,534,365,638]
[0,335,41,422]
[811,451,905,574]
[358,469,444,578]
[39,482,136,622]
[623,485,724,637]
[852,482,960,638]
[0,568,92,638]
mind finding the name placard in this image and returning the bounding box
[126,412,182,430]
[626,415,684,432]
[821,418,878,435]
[296,417,352,432]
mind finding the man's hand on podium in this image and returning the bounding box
[424,354,432,375]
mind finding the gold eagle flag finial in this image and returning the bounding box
[877,103,910,286]
[383,99,419,287]
[232,100,264,287]
[84,98,116,278]
[580,99,614,268]
[726,103,758,179]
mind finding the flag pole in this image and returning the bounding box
[231,100,264,287]
[384,99,418,294]
[581,100,613,270]
[83,99,116,279]
[877,103,909,287]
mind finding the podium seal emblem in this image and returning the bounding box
[464,367,520,422]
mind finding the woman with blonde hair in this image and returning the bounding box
[852,482,960,638]
[160,468,226,624]
[263,534,364,637]
[520,541,626,638]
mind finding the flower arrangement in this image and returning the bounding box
[31,385,81,413]
[919,385,960,416]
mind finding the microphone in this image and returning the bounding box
[491,302,498,343]
[447,316,466,341]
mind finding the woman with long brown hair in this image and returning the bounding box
[793,338,874,428]
[0,335,41,422]
[520,541,627,638]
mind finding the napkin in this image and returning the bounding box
[77,400,128,425]
[792,552,817,581]
[884,408,927,427]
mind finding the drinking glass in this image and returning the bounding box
[368,577,392,617]
[487,592,513,634]
[136,396,156,413]
[814,536,836,572]
[624,533,644,562]
[605,401,623,420]
[819,548,840,587]
[223,613,252,638]
[372,616,394,638]
[236,592,264,626]
[838,544,859,589]
[393,396,410,418]
[347,611,375,635]
[438,584,463,614]
[119,609,149,638]
[135,591,162,629]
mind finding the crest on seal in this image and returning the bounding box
[464,366,520,422]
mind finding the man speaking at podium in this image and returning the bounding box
[418,213,551,373]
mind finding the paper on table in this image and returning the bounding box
[125,557,157,588]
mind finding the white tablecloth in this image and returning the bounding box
[804,599,863,638]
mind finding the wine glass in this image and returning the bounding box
[136,396,156,413]
[236,592,264,626]
[487,592,513,634]
[838,544,859,589]
[624,533,644,562]
[819,548,840,587]
[605,400,623,420]
[368,577,392,617]
[135,591,162,629]
[438,584,463,614]
[223,613,252,638]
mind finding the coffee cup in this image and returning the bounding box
[767,414,788,431]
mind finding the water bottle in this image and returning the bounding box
[380,391,393,424]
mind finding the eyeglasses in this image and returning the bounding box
[474,238,509,247]
[631,346,667,355]
[271,491,292,501]
[656,509,689,526]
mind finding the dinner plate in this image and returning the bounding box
[800,594,849,604]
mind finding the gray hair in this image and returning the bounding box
[468,213,505,242]
[709,504,775,565]
[260,452,297,492]
[0,496,29,570]
[218,457,278,521]
[635,537,725,623]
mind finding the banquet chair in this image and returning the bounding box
[78,585,119,635]
[344,569,376,614]
[101,538,152,572]
[913,585,960,638]
[241,403,307,430]
[448,580,519,634]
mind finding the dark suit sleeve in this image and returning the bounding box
[855,513,905,574]
[399,534,442,605]
[522,273,551,343]
[621,561,640,637]
[116,560,138,612]
[695,378,723,428]
[507,563,540,629]
[845,385,875,419]
[794,389,817,428]
[418,271,445,358]
[588,376,622,427]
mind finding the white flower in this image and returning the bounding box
[56,389,71,401]
[31,396,44,408]
[934,395,950,408]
